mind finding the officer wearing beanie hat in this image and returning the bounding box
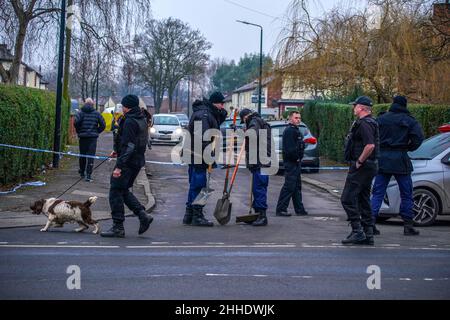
[371,95,424,237]
[101,94,153,238]
[183,91,228,227]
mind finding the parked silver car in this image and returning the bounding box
[149,114,184,144]
[378,132,450,226]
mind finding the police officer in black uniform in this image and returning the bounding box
[276,110,308,217]
[101,95,153,238]
[341,96,379,245]
[371,95,424,236]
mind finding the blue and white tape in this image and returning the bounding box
[0,143,349,170]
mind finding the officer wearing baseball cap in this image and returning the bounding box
[341,96,379,245]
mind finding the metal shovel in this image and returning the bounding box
[236,174,259,224]
[192,140,216,206]
[213,139,246,225]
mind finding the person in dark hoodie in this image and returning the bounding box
[183,91,227,227]
[239,108,273,226]
[74,98,106,182]
[371,95,424,236]
[101,94,153,238]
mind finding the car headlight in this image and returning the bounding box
[150,127,156,134]
[175,128,182,135]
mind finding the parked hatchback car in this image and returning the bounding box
[378,132,450,226]
[149,114,184,144]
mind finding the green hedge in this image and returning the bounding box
[302,101,450,163]
[0,85,69,185]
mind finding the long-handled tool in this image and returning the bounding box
[213,138,246,225]
[192,140,216,206]
[236,174,259,224]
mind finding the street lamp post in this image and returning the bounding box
[52,0,67,168]
[237,20,263,115]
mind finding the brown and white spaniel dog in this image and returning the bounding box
[30,196,100,234]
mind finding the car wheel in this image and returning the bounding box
[376,217,391,222]
[412,189,440,226]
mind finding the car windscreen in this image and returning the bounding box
[176,114,188,121]
[409,133,450,160]
[153,116,179,125]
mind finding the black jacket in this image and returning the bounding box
[377,103,424,174]
[244,112,272,170]
[115,108,148,170]
[282,123,305,163]
[188,98,227,168]
[74,104,106,138]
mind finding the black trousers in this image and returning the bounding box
[276,161,306,213]
[340,161,378,226]
[79,137,97,175]
[109,166,145,224]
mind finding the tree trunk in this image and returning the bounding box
[9,21,28,84]
[63,0,73,114]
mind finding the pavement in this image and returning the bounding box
[0,132,155,229]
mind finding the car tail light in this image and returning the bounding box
[438,124,450,133]
[304,137,317,144]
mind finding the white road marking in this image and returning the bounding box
[292,276,313,279]
[0,244,120,248]
[253,275,268,277]
[206,242,225,245]
[125,244,296,249]
[57,242,68,244]
[150,242,169,244]
[424,278,434,281]
[206,273,230,276]
[384,244,401,247]
[399,278,411,281]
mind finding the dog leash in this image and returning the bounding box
[56,156,110,199]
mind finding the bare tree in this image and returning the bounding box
[0,0,60,84]
[134,18,211,113]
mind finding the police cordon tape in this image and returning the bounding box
[0,143,349,170]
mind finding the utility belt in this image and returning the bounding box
[380,146,408,151]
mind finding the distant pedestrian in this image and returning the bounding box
[100,94,153,238]
[239,108,272,226]
[341,96,379,245]
[183,91,227,227]
[74,98,106,182]
[371,95,424,236]
[275,110,308,217]
[141,107,152,150]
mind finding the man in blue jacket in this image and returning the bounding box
[74,98,106,182]
[371,96,424,236]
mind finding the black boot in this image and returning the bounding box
[404,219,419,236]
[373,217,380,235]
[191,206,213,227]
[100,223,125,238]
[360,226,374,246]
[85,174,93,182]
[137,210,153,235]
[183,207,193,225]
[252,209,268,227]
[78,169,85,178]
[342,221,366,245]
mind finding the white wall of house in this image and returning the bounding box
[281,77,314,100]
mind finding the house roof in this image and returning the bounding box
[0,44,43,77]
[233,76,274,94]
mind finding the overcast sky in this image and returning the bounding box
[150,0,365,62]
